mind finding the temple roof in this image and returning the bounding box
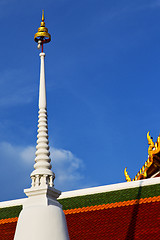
[1,178,160,239]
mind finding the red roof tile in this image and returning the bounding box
[66,201,160,240]
[0,222,17,240]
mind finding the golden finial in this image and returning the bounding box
[34,10,51,50]
[147,131,155,156]
[42,10,44,22]
[155,134,160,150]
[124,168,131,182]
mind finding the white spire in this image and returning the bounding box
[30,52,54,188]
[14,52,69,240]
[14,12,69,239]
[39,52,47,108]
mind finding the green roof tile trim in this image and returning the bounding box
[1,183,160,219]
[58,184,160,210]
[0,205,22,220]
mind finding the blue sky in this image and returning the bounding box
[0,0,160,201]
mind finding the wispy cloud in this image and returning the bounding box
[0,141,84,191]
[51,147,84,189]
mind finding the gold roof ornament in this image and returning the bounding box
[147,131,155,156]
[34,10,51,50]
[124,168,131,182]
[124,132,160,182]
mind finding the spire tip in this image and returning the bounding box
[42,10,44,22]
[34,10,51,48]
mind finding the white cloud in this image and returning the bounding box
[0,141,84,191]
[51,147,84,189]
[20,146,35,164]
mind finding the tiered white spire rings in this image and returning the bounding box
[30,52,55,188]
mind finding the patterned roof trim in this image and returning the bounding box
[1,184,160,215]
[64,195,160,215]
[0,206,22,220]
[59,184,160,210]
[0,217,18,225]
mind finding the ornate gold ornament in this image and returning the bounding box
[124,168,131,182]
[124,131,160,182]
[147,131,155,156]
[34,10,51,50]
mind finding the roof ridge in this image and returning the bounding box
[59,177,160,199]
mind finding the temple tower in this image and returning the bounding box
[14,11,69,240]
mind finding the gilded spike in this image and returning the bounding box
[147,131,155,156]
[124,168,131,182]
[155,142,158,150]
[143,169,147,178]
[155,135,160,149]
[42,9,44,21]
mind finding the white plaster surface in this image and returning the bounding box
[14,204,69,240]
[14,185,69,240]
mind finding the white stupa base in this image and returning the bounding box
[14,186,69,240]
